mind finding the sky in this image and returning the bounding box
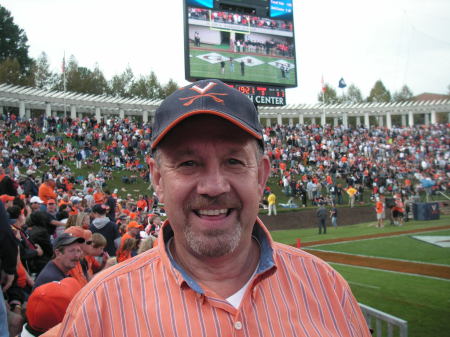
[2,0,450,104]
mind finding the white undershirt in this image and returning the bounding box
[167,238,259,308]
[226,265,258,308]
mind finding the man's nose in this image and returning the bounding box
[197,165,230,197]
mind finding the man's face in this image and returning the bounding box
[150,116,269,258]
[129,227,140,237]
[55,243,82,272]
[47,201,57,213]
[30,202,41,211]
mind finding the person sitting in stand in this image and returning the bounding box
[33,233,84,289]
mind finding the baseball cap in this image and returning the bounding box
[47,199,56,205]
[64,226,87,240]
[30,196,44,204]
[91,204,107,215]
[26,277,82,333]
[53,233,85,250]
[127,221,142,230]
[151,79,263,150]
[0,194,14,203]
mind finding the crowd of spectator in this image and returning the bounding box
[0,110,448,335]
[188,7,293,32]
[260,123,449,212]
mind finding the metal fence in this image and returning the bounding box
[359,303,408,337]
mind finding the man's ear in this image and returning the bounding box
[149,158,164,203]
[258,155,271,196]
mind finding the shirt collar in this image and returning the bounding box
[159,218,276,294]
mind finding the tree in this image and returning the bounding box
[0,5,32,73]
[0,57,33,86]
[32,52,54,90]
[53,56,108,95]
[344,84,363,104]
[367,80,391,103]
[107,67,134,98]
[392,85,413,102]
[318,84,338,104]
[129,71,162,99]
[160,79,179,99]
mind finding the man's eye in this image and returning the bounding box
[179,161,195,167]
[228,158,243,165]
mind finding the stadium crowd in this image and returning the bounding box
[188,7,293,32]
[0,110,448,335]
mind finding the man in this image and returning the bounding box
[33,233,84,289]
[44,199,66,236]
[29,196,44,213]
[57,79,370,337]
[64,226,93,286]
[267,191,277,216]
[0,201,19,337]
[346,185,357,208]
[317,202,328,234]
[104,189,116,222]
[38,179,57,205]
[0,195,14,209]
[0,167,18,196]
[89,204,120,257]
[375,196,385,228]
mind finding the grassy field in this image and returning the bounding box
[309,229,450,265]
[332,264,450,337]
[188,48,296,86]
[270,216,450,337]
[270,215,450,245]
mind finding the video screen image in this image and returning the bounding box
[185,5,297,87]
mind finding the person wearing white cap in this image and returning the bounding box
[29,196,44,213]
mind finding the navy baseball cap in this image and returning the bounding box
[151,79,263,150]
[53,233,84,250]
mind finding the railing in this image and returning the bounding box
[359,303,408,337]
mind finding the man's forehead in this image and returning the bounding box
[159,115,253,147]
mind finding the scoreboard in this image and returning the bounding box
[229,84,285,106]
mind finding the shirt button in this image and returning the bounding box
[234,321,243,330]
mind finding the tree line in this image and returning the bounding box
[318,81,424,105]
[0,5,178,100]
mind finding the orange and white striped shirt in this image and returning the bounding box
[58,219,371,337]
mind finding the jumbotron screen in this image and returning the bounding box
[184,0,297,88]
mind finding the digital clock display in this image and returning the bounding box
[230,84,286,106]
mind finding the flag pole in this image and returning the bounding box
[63,52,67,117]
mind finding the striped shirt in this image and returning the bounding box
[57,219,371,337]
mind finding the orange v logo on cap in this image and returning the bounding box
[179,81,228,106]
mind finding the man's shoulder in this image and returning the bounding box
[34,261,65,288]
[78,248,163,295]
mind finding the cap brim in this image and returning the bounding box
[54,237,85,249]
[151,110,262,150]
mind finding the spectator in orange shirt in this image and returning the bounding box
[38,179,57,206]
[136,195,147,212]
[116,221,141,255]
[375,196,385,228]
[116,237,137,263]
[93,188,104,205]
